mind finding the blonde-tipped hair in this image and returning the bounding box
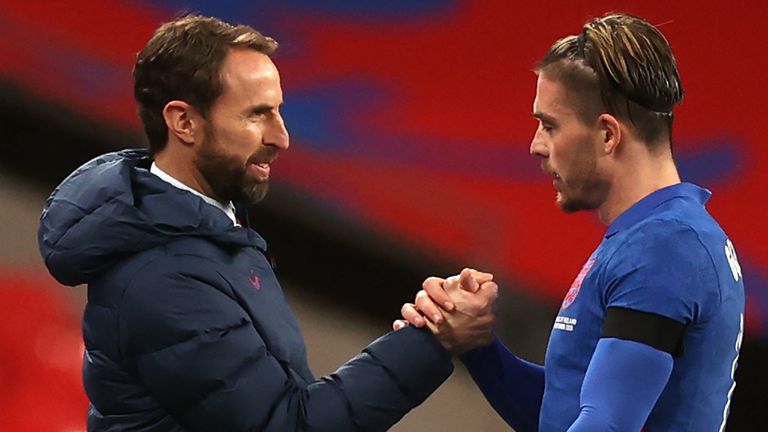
[538,13,683,147]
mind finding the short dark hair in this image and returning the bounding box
[133,15,278,153]
[538,13,684,147]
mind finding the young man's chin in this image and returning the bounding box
[557,195,590,214]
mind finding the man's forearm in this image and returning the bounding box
[461,338,544,432]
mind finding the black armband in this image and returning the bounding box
[601,307,686,357]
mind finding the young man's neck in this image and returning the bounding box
[597,144,680,225]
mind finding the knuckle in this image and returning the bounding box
[415,296,432,310]
[423,284,443,299]
[400,302,414,316]
[423,276,443,289]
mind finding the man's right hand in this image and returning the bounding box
[394,268,498,355]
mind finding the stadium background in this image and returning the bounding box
[0,0,765,430]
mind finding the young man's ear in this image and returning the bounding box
[597,113,621,155]
[163,100,198,145]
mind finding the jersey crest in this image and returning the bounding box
[562,257,596,309]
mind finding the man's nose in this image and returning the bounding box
[266,115,289,150]
[530,137,547,157]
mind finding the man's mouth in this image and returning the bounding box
[541,165,560,181]
[546,170,561,190]
[248,152,279,179]
[249,161,272,179]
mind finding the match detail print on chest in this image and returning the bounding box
[554,257,597,332]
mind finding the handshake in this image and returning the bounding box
[393,268,498,355]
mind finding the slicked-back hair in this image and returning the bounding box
[134,15,278,154]
[538,13,684,147]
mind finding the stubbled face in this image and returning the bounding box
[530,73,609,213]
[195,48,289,204]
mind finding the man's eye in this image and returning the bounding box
[250,112,269,121]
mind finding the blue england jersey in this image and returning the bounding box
[540,182,745,431]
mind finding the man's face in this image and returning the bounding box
[194,48,289,204]
[530,73,609,213]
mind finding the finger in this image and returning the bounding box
[422,279,455,311]
[392,319,409,331]
[423,318,440,335]
[422,276,445,290]
[442,274,460,293]
[415,290,446,323]
[400,303,426,327]
[459,268,480,293]
[478,281,499,307]
[465,268,494,284]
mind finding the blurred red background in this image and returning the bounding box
[1,1,765,430]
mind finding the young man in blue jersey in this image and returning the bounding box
[396,12,745,431]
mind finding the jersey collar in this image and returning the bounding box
[605,182,711,238]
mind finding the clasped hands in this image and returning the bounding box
[394,268,498,355]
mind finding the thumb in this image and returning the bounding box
[468,268,494,284]
[460,268,480,293]
[478,281,499,302]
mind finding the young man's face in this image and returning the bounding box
[194,48,289,204]
[530,72,609,213]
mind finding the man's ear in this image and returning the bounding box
[162,100,198,146]
[597,113,621,155]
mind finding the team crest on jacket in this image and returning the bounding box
[249,269,261,290]
[561,257,596,309]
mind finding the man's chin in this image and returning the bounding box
[244,183,269,204]
[557,194,589,214]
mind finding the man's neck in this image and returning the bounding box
[151,155,237,226]
[597,148,681,225]
[154,151,226,204]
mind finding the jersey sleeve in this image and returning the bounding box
[602,219,719,325]
[567,338,673,431]
[461,338,545,432]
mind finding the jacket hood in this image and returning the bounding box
[38,149,265,286]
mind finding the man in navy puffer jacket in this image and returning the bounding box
[38,15,497,432]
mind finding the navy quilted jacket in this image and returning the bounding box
[38,149,453,431]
